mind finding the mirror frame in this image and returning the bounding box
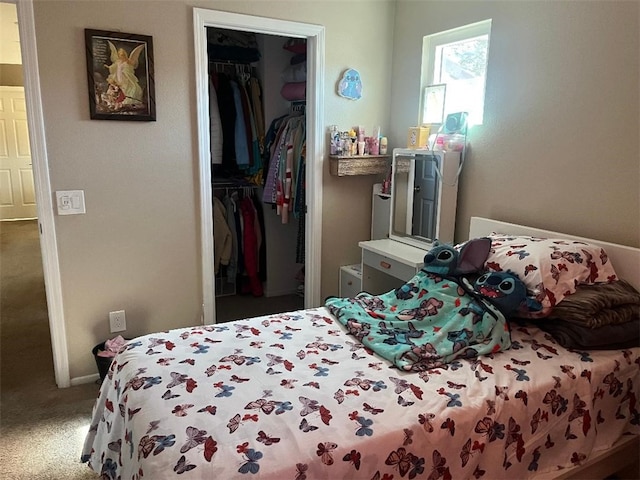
[388,148,460,250]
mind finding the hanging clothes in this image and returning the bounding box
[232,195,244,286]
[230,80,250,167]
[248,76,265,154]
[209,77,223,165]
[295,150,306,264]
[240,196,263,297]
[262,114,306,224]
[251,192,267,282]
[208,29,305,294]
[261,114,287,196]
[262,118,290,204]
[213,182,268,298]
[212,72,237,172]
[210,64,266,183]
[240,83,262,176]
[213,196,232,274]
[223,192,240,284]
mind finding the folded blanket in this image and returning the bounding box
[547,279,640,328]
[326,271,511,371]
[539,320,639,350]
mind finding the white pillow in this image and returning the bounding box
[485,233,618,316]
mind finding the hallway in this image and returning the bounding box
[0,220,99,479]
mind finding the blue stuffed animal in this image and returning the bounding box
[423,238,492,277]
[474,271,542,317]
[422,239,540,317]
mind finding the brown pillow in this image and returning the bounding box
[546,279,640,328]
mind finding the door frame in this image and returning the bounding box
[15,0,71,387]
[193,9,324,324]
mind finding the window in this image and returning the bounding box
[420,20,491,126]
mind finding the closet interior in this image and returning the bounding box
[207,27,306,322]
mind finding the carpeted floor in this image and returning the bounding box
[0,219,304,479]
[0,220,100,479]
[215,292,304,323]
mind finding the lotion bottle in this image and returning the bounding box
[380,137,388,155]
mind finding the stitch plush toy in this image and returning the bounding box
[394,238,491,302]
[474,271,542,318]
[422,239,539,317]
[422,238,492,276]
[326,238,540,371]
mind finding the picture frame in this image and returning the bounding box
[421,83,446,125]
[84,29,156,121]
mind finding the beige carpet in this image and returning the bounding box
[0,220,100,480]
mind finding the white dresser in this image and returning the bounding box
[337,147,462,297]
[339,264,363,298]
[358,238,428,294]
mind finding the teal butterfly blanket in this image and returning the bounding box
[326,270,511,371]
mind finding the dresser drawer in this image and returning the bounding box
[340,264,362,298]
[362,249,418,283]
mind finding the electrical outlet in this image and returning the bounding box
[109,310,126,332]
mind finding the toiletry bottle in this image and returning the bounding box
[380,137,388,155]
[329,125,339,154]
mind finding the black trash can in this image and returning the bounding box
[92,342,114,383]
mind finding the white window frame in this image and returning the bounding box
[420,19,492,127]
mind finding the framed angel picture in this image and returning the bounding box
[85,29,156,121]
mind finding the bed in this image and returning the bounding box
[82,217,639,479]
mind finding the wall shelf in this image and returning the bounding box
[329,155,390,177]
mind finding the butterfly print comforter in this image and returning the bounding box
[82,307,639,479]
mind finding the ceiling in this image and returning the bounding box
[1,2,22,64]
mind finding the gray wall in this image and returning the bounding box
[390,0,639,246]
[32,0,394,381]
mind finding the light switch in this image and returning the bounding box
[56,190,86,215]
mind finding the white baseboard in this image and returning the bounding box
[70,373,100,386]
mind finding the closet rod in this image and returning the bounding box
[210,59,254,65]
[210,61,256,80]
[212,179,256,187]
[213,185,258,197]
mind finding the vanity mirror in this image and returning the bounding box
[389,148,461,250]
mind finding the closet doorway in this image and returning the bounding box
[193,9,324,324]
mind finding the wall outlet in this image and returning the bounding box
[109,310,126,332]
